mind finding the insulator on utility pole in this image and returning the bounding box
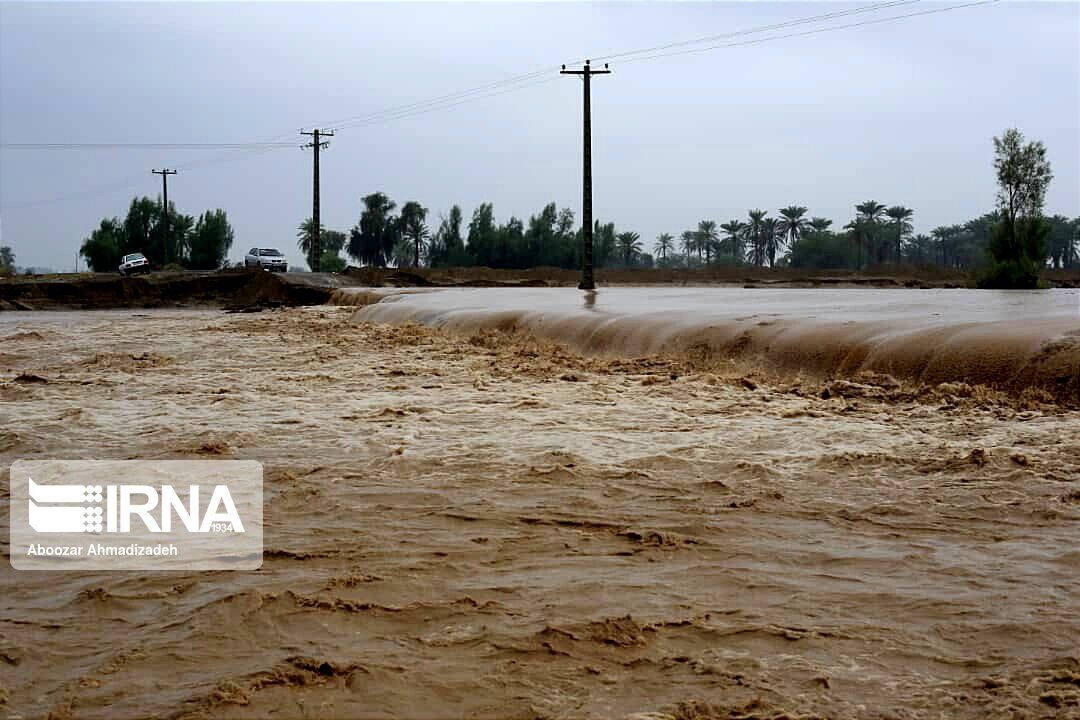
[561,59,611,291]
[301,128,334,273]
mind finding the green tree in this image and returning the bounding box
[296,217,324,267]
[118,196,192,268]
[719,220,744,263]
[696,220,718,265]
[429,205,466,267]
[778,205,808,251]
[904,234,935,265]
[808,217,833,233]
[593,221,617,268]
[498,216,525,268]
[319,250,347,273]
[399,201,429,268]
[931,225,952,267]
[80,217,124,271]
[762,217,781,267]
[617,231,642,266]
[1046,215,1078,269]
[1072,225,1080,269]
[788,229,856,269]
[188,209,234,270]
[885,205,914,262]
[348,192,398,267]
[979,128,1054,288]
[680,230,696,267]
[0,245,14,274]
[323,229,346,254]
[653,232,674,263]
[746,209,768,266]
[523,203,561,267]
[467,203,499,267]
[122,196,158,260]
[853,200,888,265]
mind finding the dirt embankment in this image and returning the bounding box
[4,265,1078,312]
[0,270,344,312]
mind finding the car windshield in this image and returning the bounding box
[124,254,145,262]
[259,249,282,256]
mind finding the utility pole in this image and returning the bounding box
[152,169,177,265]
[561,59,610,291]
[301,128,334,272]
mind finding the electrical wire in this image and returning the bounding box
[0,143,298,150]
[615,0,999,66]
[0,0,1000,211]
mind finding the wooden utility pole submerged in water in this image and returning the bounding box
[151,168,176,265]
[301,128,334,272]
[561,60,610,291]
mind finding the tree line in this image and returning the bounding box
[302,196,1076,275]
[80,196,235,271]
[301,130,1074,283]
[76,128,1074,285]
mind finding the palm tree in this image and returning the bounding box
[296,217,326,267]
[856,200,888,223]
[931,226,949,267]
[906,233,934,264]
[762,217,782,268]
[747,209,768,266]
[809,217,833,233]
[885,206,914,263]
[697,220,718,265]
[720,220,744,263]
[680,230,696,267]
[653,232,674,263]
[617,231,642,267]
[854,200,888,264]
[399,201,429,268]
[778,206,808,251]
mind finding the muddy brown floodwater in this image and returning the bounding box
[1,305,1078,719]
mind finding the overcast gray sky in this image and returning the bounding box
[1,1,1077,270]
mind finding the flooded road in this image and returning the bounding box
[343,286,1080,323]
[1,306,1078,718]
[344,287,1080,404]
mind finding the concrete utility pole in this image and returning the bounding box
[301,129,334,272]
[151,169,177,264]
[561,59,610,291]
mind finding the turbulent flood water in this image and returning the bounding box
[1,301,1079,718]
[343,287,1080,403]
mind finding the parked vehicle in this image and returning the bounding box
[244,248,288,272]
[118,253,150,276]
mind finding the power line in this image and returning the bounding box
[616,0,1000,66]
[292,0,922,133]
[0,0,1000,212]
[0,143,298,150]
[0,1,969,154]
[590,0,923,63]
[331,76,560,132]
[0,146,284,211]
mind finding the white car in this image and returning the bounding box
[118,253,150,276]
[244,248,288,272]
